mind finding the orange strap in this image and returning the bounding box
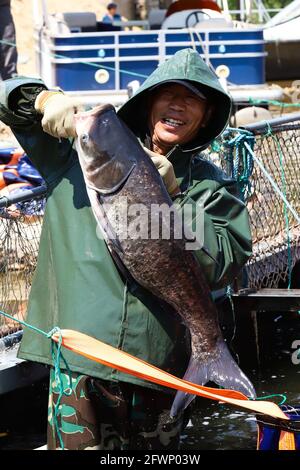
[0,168,20,189]
[52,329,288,420]
[0,182,32,199]
[10,150,24,166]
[279,431,296,450]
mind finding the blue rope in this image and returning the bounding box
[48,328,72,450]
[223,127,255,199]
[224,127,300,225]
[243,141,300,225]
[249,97,300,109]
[224,126,299,288]
[0,309,50,337]
[0,309,71,450]
[253,393,287,406]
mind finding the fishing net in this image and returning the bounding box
[210,118,300,289]
[0,197,45,338]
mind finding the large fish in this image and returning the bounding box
[74,104,256,416]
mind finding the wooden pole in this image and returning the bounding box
[251,310,261,368]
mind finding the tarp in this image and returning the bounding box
[0,146,45,215]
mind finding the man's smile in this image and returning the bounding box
[148,83,208,154]
[161,117,186,128]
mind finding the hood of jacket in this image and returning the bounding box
[117,48,232,152]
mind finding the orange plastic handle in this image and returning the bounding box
[52,329,288,420]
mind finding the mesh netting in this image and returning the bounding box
[211,120,300,289]
[0,200,44,338]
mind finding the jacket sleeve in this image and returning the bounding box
[174,171,252,290]
[0,77,75,183]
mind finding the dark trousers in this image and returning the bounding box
[47,369,187,450]
[0,6,17,80]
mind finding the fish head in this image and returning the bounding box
[75,104,136,194]
[75,104,113,158]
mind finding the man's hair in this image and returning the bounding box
[107,2,117,9]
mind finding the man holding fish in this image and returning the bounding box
[0,49,253,450]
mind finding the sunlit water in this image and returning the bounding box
[181,364,300,450]
[182,312,300,450]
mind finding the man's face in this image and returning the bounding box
[109,7,117,15]
[148,83,208,153]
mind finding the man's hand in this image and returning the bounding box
[143,147,181,197]
[35,91,81,139]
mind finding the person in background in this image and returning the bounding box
[0,0,18,80]
[102,2,122,25]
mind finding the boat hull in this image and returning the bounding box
[266,41,300,81]
[36,26,267,93]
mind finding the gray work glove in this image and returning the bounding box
[143,146,181,197]
[35,90,82,138]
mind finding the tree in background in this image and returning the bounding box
[138,0,294,22]
[228,0,292,21]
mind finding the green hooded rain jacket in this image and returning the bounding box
[0,49,252,391]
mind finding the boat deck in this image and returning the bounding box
[0,343,48,396]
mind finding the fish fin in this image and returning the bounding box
[87,187,124,255]
[170,361,208,418]
[88,160,136,195]
[170,340,256,417]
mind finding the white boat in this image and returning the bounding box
[32,0,283,106]
[0,335,48,396]
[263,0,300,80]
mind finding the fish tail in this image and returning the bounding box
[170,340,256,418]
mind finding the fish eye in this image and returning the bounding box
[81,133,89,143]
